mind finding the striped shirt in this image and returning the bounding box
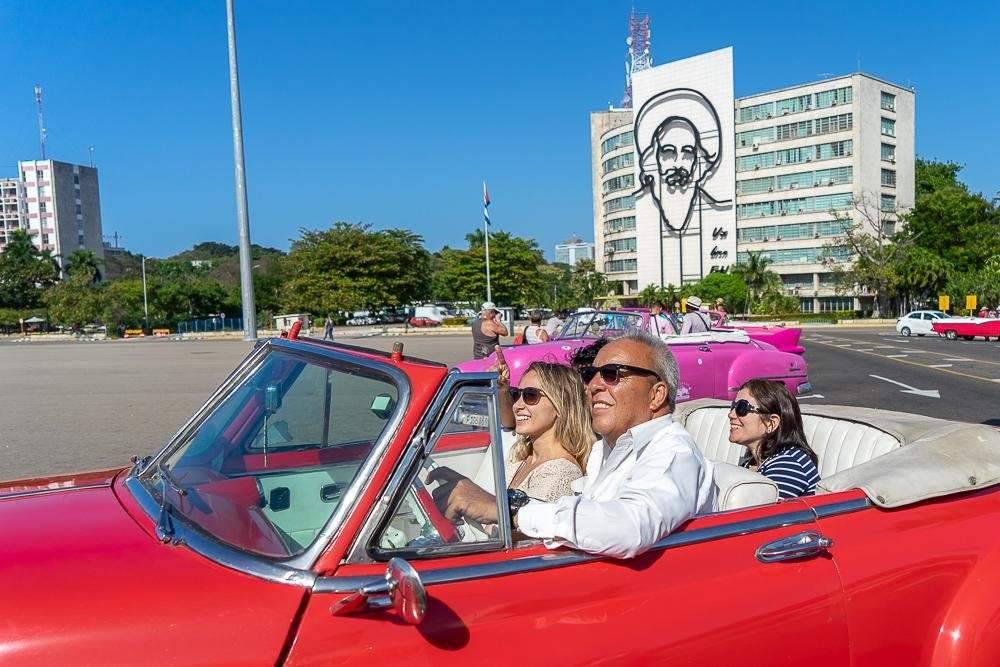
[741,447,820,499]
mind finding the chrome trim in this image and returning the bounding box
[318,508,815,593]
[489,377,513,550]
[126,477,317,588]
[345,371,502,564]
[125,338,413,579]
[810,496,871,519]
[0,482,110,501]
[756,530,833,563]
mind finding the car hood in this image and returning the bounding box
[0,474,303,665]
[0,467,121,498]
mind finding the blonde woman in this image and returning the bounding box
[429,357,593,523]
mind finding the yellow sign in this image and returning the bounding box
[938,295,950,311]
[966,295,977,312]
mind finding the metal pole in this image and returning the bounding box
[141,255,149,330]
[226,0,257,341]
[484,220,492,303]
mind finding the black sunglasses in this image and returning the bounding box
[730,398,768,417]
[579,363,661,385]
[508,386,548,406]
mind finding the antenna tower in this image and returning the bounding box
[620,10,652,109]
[34,85,47,159]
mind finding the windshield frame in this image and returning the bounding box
[126,338,412,578]
[555,310,646,340]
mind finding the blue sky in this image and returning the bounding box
[2,1,997,260]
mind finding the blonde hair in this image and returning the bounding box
[511,361,593,471]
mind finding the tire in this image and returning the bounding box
[963,336,974,341]
[946,330,958,340]
[900,327,911,337]
[917,333,925,337]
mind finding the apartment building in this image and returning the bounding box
[554,235,595,266]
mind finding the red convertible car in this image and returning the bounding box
[931,316,1000,341]
[2,336,1000,665]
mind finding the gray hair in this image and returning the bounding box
[620,329,680,411]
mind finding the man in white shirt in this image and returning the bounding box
[679,295,712,335]
[514,330,716,557]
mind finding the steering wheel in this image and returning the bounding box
[412,477,461,543]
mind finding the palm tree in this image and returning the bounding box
[62,249,105,284]
[731,251,780,315]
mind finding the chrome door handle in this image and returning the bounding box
[698,345,711,352]
[756,531,833,563]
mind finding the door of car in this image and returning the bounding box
[670,340,717,401]
[286,381,851,665]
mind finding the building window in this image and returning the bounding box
[775,94,812,116]
[73,174,80,185]
[602,173,635,195]
[881,169,897,188]
[736,175,775,195]
[819,297,854,312]
[604,258,637,273]
[737,220,848,243]
[36,170,44,181]
[815,140,852,160]
[603,195,635,215]
[605,237,637,254]
[41,234,49,244]
[602,152,634,175]
[75,204,83,215]
[800,298,815,313]
[775,120,812,141]
[604,216,636,234]
[815,86,852,108]
[880,92,896,111]
[737,127,776,147]
[813,113,852,135]
[736,246,851,266]
[881,143,896,162]
[881,117,896,137]
[881,194,896,211]
[738,101,775,123]
[782,273,814,288]
[601,131,633,155]
[736,193,853,219]
[39,202,47,213]
[736,152,777,171]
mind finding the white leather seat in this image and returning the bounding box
[712,461,778,511]
[678,404,902,478]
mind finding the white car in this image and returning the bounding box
[896,310,947,336]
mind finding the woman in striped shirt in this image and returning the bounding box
[728,379,820,499]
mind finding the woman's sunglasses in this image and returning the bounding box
[579,363,661,385]
[730,398,768,417]
[508,386,548,406]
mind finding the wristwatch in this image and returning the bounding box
[507,489,530,523]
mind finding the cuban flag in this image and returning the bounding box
[483,181,491,226]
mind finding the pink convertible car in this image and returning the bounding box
[457,309,811,403]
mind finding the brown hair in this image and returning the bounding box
[511,361,593,471]
[739,379,818,466]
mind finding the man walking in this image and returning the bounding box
[471,302,508,359]
[323,315,334,341]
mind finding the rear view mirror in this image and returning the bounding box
[370,393,396,419]
[264,383,282,415]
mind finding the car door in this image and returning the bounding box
[286,381,851,665]
[671,341,717,401]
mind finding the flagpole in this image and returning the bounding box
[483,180,493,303]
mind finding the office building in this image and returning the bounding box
[554,235,595,266]
[0,160,105,272]
[591,47,915,312]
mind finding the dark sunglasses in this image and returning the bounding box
[579,363,661,385]
[508,386,548,406]
[730,398,768,417]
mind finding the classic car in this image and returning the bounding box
[931,316,1000,341]
[3,334,1000,666]
[457,309,811,399]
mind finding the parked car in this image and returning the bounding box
[408,316,442,328]
[457,309,810,400]
[931,316,1000,341]
[3,336,999,665]
[895,310,948,336]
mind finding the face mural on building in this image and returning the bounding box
[632,88,731,233]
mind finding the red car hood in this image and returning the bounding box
[0,467,121,498]
[0,474,303,666]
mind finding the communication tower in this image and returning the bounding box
[620,10,652,109]
[34,85,47,159]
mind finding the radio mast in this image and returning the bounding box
[34,85,47,159]
[620,10,652,109]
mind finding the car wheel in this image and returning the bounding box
[963,336,974,341]
[917,333,925,337]
[946,330,958,340]
[900,327,911,337]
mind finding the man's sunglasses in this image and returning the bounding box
[508,386,548,406]
[730,398,768,417]
[579,363,661,385]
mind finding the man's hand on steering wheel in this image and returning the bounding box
[427,466,499,524]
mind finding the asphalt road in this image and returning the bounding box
[1,329,997,482]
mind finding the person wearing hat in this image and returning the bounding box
[472,301,508,359]
[680,296,712,335]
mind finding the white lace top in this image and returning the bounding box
[504,447,582,502]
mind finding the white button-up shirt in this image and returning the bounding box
[516,414,716,558]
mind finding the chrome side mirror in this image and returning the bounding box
[386,557,426,625]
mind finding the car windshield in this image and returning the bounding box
[140,349,401,559]
[556,311,645,339]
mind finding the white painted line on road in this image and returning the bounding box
[869,375,940,398]
[855,348,875,352]
[887,354,908,358]
[944,358,971,362]
[835,344,853,347]
[993,379,1000,383]
[876,345,896,349]
[929,364,953,368]
[797,394,825,400]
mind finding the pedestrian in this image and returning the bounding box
[323,314,334,341]
[649,302,675,336]
[680,296,712,335]
[472,302,509,359]
[714,298,728,325]
[544,311,564,337]
[523,312,550,344]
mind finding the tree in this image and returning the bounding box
[44,273,104,330]
[432,230,545,308]
[683,272,748,314]
[894,246,951,312]
[283,222,432,314]
[0,229,60,309]
[570,259,609,308]
[731,251,780,314]
[62,249,104,283]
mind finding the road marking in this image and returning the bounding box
[929,364,953,368]
[944,358,971,362]
[808,339,1000,384]
[797,394,825,400]
[887,354,908,358]
[855,348,875,352]
[835,344,853,348]
[869,375,940,398]
[875,345,896,349]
